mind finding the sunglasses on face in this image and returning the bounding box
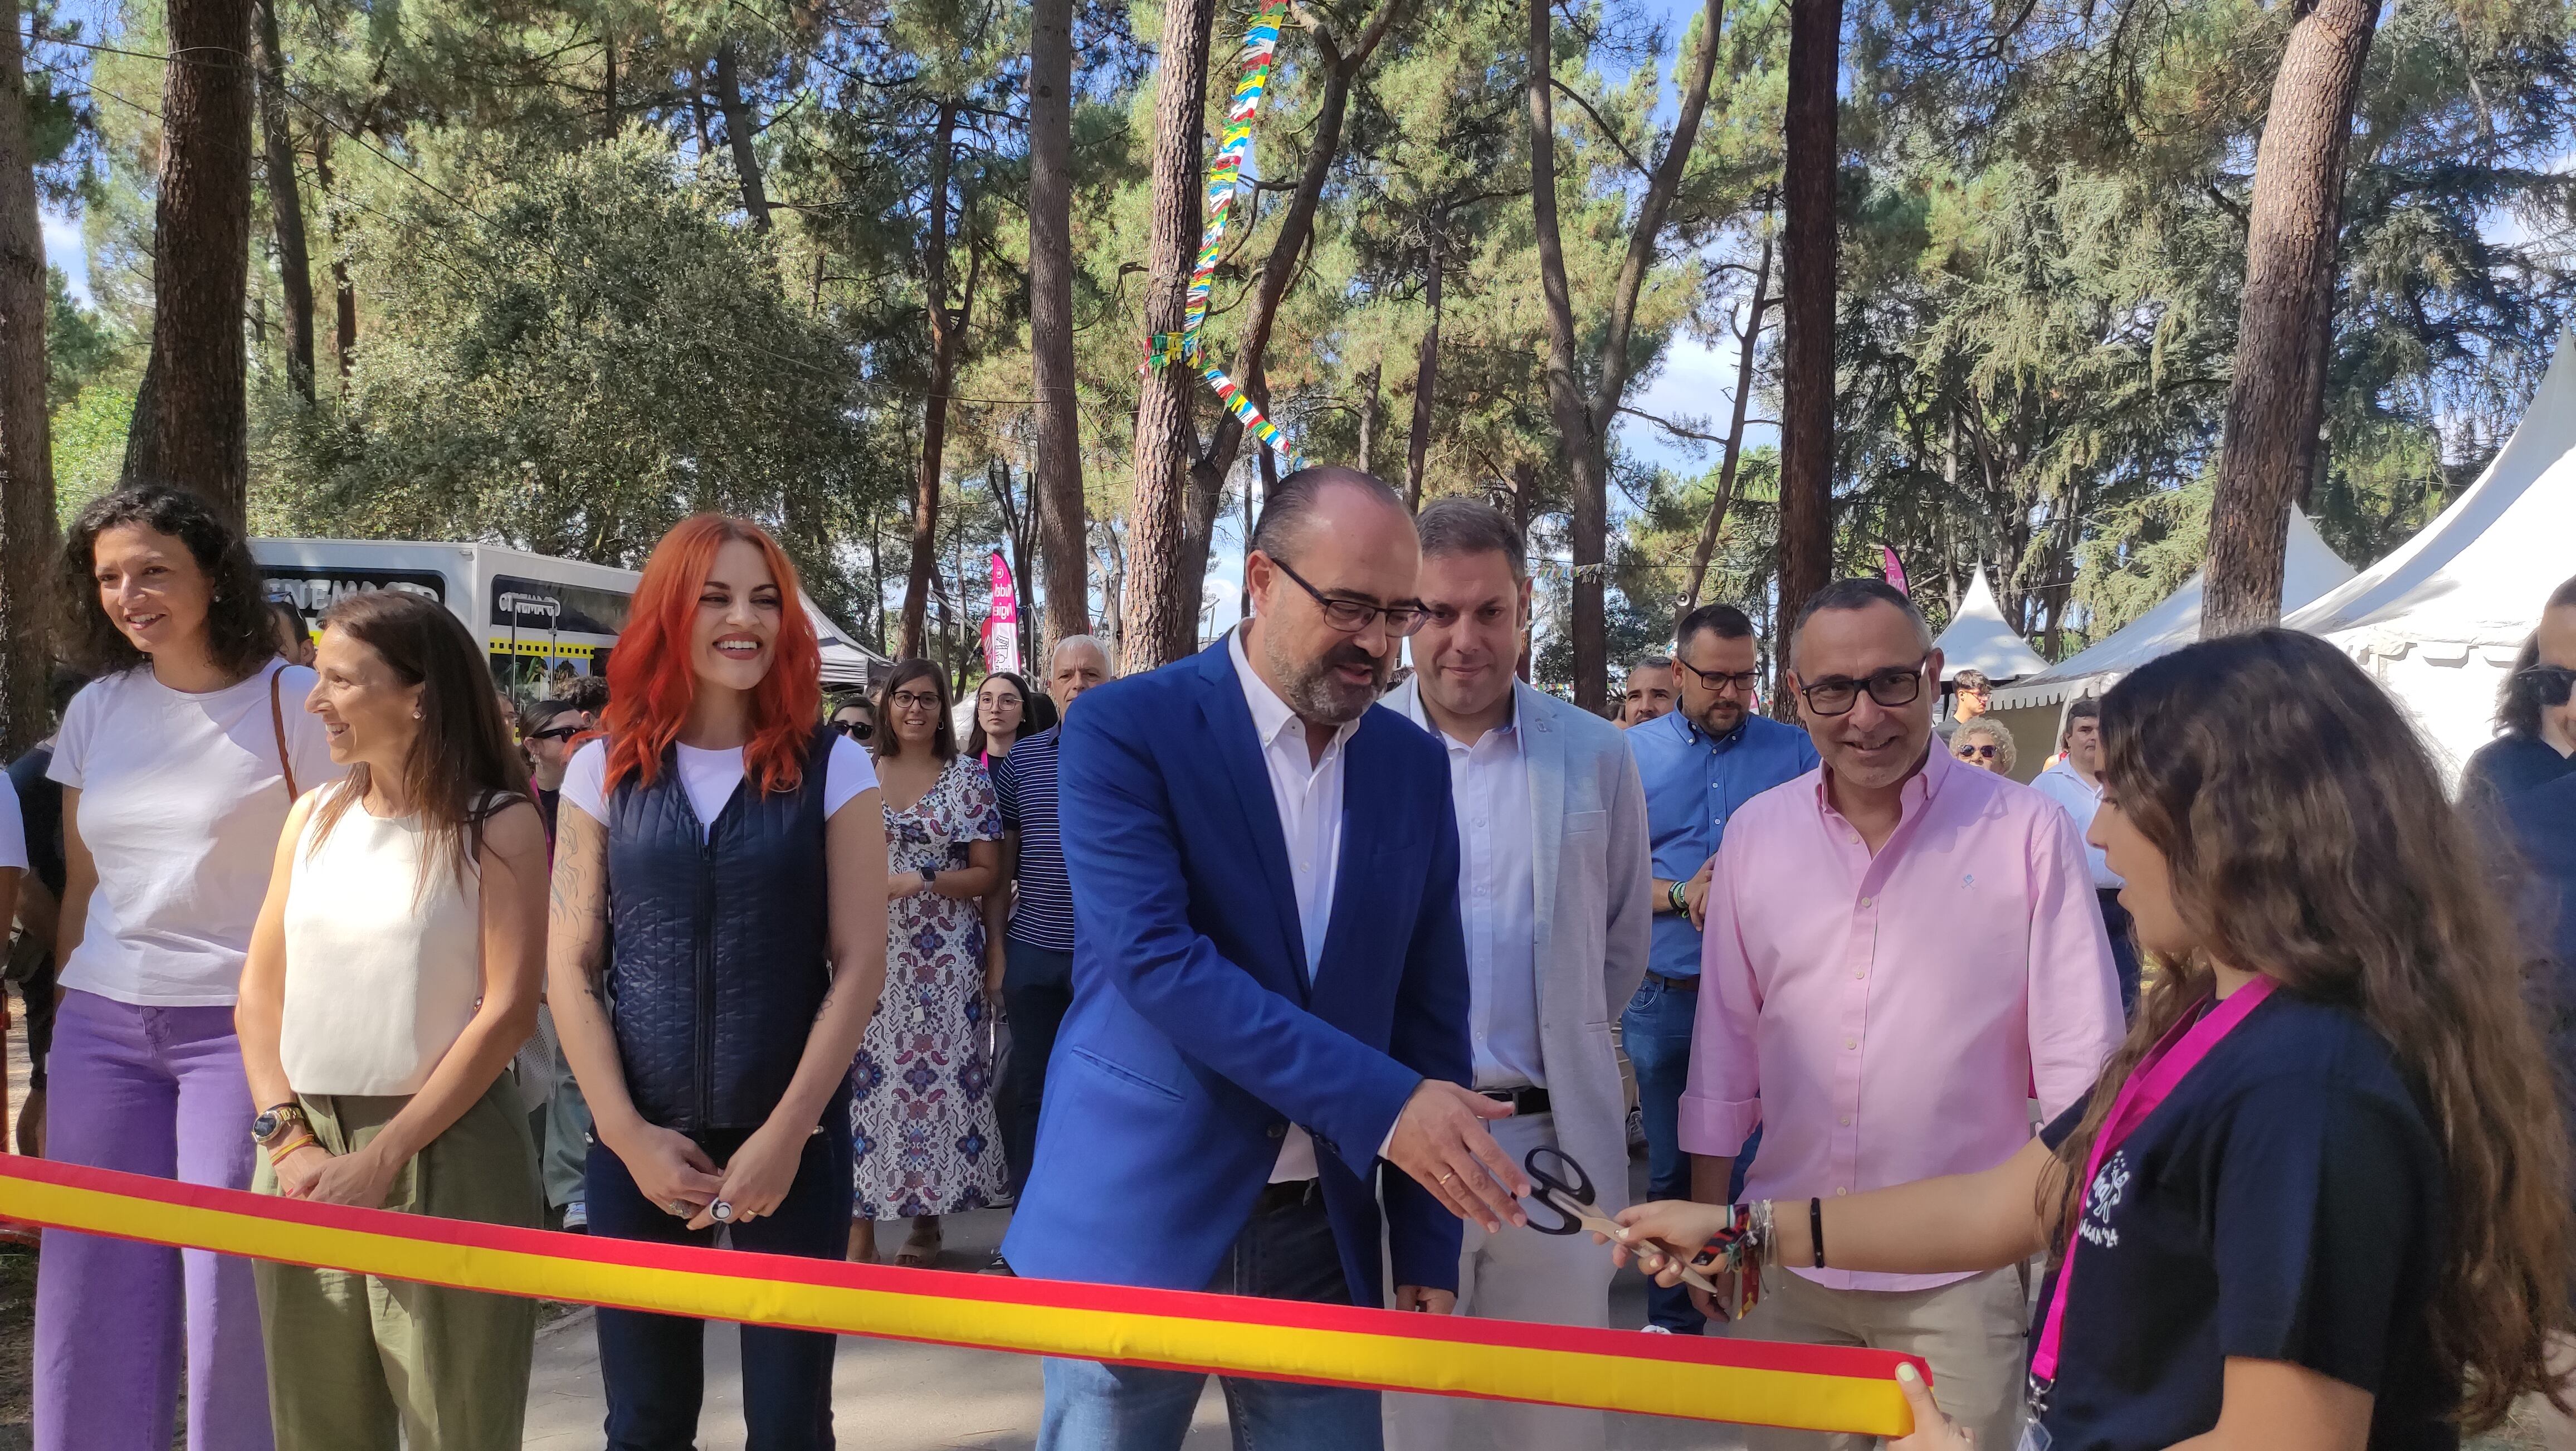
[1955,743,1998,760]
[831,718,875,741]
[528,726,583,743]
[2520,664,2576,708]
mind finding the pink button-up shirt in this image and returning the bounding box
[1679,742,2123,1291]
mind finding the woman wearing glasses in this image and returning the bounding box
[830,692,877,752]
[2461,573,2576,812]
[1949,718,2017,776]
[517,698,588,843]
[848,660,1006,1267]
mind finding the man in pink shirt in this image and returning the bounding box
[1679,578,2122,1451]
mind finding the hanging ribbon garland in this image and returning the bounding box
[1141,0,1307,472]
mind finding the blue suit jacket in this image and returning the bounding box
[999,639,1472,1303]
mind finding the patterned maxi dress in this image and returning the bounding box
[851,751,1009,1216]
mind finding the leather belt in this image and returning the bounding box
[1252,1178,1323,1216]
[1480,1085,1552,1116]
[1643,971,1700,991]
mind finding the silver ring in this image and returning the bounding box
[711,1200,735,1224]
[667,1199,690,1217]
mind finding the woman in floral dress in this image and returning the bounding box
[849,660,1005,1265]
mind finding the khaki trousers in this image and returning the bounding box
[1730,1261,2028,1451]
[251,1078,543,1451]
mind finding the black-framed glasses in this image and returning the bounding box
[1674,656,1762,697]
[831,718,875,742]
[528,726,583,743]
[1270,557,1426,637]
[1796,654,1930,717]
[1954,742,1998,760]
[889,690,941,712]
[2518,664,2576,708]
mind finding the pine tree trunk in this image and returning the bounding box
[1526,0,1602,709]
[1118,0,1218,676]
[1028,0,1089,649]
[1404,244,1440,512]
[123,0,256,523]
[0,9,58,755]
[1355,364,1382,474]
[1513,460,1534,681]
[2203,0,2379,638]
[1676,228,1772,636]
[1773,0,1842,653]
[900,100,962,661]
[253,0,313,402]
[713,42,772,232]
[315,137,355,381]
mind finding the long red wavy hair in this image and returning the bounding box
[602,515,822,796]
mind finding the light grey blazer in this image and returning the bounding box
[1385,677,1656,1211]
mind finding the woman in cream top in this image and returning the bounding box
[235,588,550,1451]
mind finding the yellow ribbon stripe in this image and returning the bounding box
[0,1159,1916,1434]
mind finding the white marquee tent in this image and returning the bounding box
[1990,507,2354,715]
[1933,566,2051,683]
[2282,327,2576,778]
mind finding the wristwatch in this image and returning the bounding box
[251,1103,308,1150]
[918,864,938,887]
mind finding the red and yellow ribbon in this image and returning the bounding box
[0,1156,1919,1434]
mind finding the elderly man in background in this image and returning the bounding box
[1683,578,2122,1451]
[1621,602,1816,1335]
[1382,500,1651,1451]
[991,634,1116,1215]
[1620,656,1677,728]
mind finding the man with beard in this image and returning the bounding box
[1680,578,2121,1451]
[1003,466,1525,1451]
[1620,602,1815,1334]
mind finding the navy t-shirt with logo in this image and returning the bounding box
[2035,989,2454,1451]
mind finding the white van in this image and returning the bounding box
[250,538,889,697]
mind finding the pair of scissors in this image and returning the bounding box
[1518,1145,1725,1298]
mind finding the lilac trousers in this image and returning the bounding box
[35,991,274,1451]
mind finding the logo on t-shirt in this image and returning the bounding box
[2079,1151,2129,1249]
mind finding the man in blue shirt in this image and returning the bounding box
[1621,601,1817,1333]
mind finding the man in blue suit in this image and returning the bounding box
[1002,466,1530,1451]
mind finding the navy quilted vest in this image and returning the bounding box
[604,724,833,1133]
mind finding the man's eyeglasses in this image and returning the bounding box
[1674,658,1762,696]
[831,718,875,742]
[1270,557,1426,637]
[2518,664,2576,708]
[1954,742,1998,760]
[1796,654,1930,717]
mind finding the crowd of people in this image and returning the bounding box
[1,471,2573,1451]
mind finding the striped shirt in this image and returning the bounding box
[992,725,1075,953]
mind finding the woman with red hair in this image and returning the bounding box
[545,515,889,1450]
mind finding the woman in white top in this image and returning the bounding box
[36,485,340,1451]
[235,588,549,1451]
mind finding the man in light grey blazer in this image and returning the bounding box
[1382,499,1653,1451]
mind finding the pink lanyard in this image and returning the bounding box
[2029,975,2277,1386]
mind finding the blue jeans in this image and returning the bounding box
[1624,975,1714,1334]
[586,1110,854,1451]
[1038,1190,1381,1451]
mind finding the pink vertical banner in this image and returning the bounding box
[1880,544,1909,597]
[987,551,1022,676]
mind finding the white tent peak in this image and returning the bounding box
[1990,506,2353,712]
[2284,324,2576,649]
[1933,566,2051,682]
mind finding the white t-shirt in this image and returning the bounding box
[0,771,26,873]
[49,661,344,1006]
[560,735,877,837]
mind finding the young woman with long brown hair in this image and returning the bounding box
[235,589,549,1449]
[1619,629,2570,1451]
[545,514,888,1450]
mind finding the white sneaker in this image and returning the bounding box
[561,1201,588,1232]
[1639,1325,1674,1335]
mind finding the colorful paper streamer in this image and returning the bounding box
[1141,0,1307,471]
[0,1155,1922,1434]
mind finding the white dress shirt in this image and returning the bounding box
[1230,626,1359,1182]
[1402,693,1543,1090]
[2031,759,2123,889]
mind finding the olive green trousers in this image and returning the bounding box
[251,1077,543,1451]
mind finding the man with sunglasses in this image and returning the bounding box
[1677,579,2121,1451]
[1621,602,1816,1335]
[1007,466,1519,1451]
[2462,574,2576,813]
